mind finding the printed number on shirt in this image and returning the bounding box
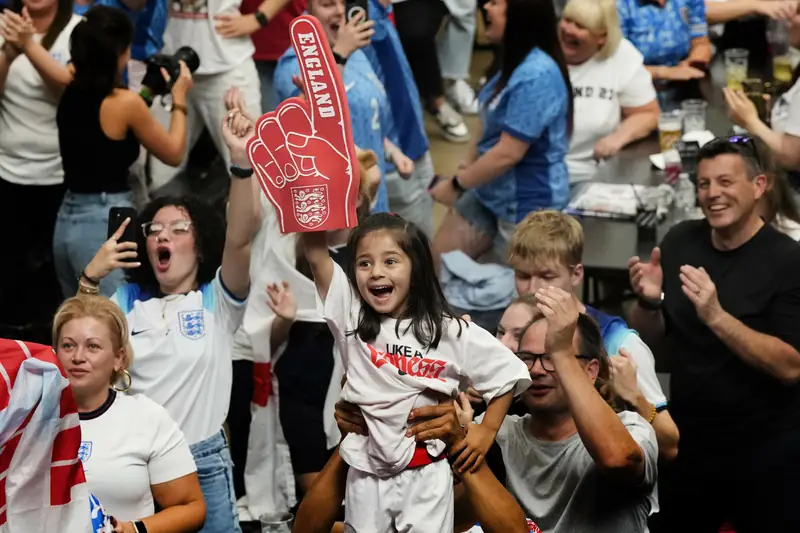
[371,98,380,131]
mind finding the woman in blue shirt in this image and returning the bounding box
[430,0,573,266]
[272,0,414,214]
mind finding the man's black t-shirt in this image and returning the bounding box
[660,220,800,454]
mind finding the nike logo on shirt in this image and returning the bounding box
[131,329,149,336]
[345,82,355,92]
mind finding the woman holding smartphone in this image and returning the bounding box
[53,5,191,298]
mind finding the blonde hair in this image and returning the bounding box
[53,295,134,386]
[357,149,380,209]
[562,0,622,60]
[507,210,584,271]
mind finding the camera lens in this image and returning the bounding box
[174,47,200,74]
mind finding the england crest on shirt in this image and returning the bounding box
[179,310,206,340]
[78,441,92,462]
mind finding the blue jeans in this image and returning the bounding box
[190,430,242,533]
[256,60,277,113]
[53,190,133,299]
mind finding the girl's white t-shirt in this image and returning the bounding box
[79,392,196,521]
[318,261,531,477]
[566,39,657,184]
[0,15,81,186]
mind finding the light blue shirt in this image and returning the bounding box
[474,48,570,223]
[274,48,390,213]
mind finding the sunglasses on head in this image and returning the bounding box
[704,135,762,171]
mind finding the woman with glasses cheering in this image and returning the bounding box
[79,101,259,533]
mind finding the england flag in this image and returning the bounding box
[0,339,94,532]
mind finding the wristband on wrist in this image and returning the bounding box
[637,292,664,311]
[172,102,188,115]
[645,403,657,424]
[254,11,269,27]
[81,270,100,285]
[333,51,348,65]
[451,175,466,194]
[230,164,254,179]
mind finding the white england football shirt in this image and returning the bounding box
[318,262,532,477]
[112,268,247,445]
[79,392,196,521]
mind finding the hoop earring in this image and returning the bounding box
[112,369,132,393]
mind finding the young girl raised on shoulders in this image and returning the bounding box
[303,212,531,533]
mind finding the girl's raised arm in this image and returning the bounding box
[303,231,335,301]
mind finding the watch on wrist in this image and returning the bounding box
[637,292,664,311]
[230,164,254,179]
[333,51,348,65]
[254,11,269,27]
[451,175,466,194]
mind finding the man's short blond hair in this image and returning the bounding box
[507,210,584,270]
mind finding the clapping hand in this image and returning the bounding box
[1,8,35,52]
[266,281,297,321]
[628,247,663,303]
[679,265,724,325]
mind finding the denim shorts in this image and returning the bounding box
[53,190,133,299]
[454,190,517,261]
[190,430,242,533]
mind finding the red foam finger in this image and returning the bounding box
[289,16,358,169]
[258,117,300,184]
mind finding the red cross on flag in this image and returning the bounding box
[0,339,91,533]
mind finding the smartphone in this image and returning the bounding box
[345,0,369,22]
[108,207,138,243]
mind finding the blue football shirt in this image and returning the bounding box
[473,48,570,223]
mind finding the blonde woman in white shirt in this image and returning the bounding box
[559,0,660,185]
[53,295,205,533]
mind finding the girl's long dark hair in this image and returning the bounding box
[345,213,465,350]
[10,0,74,51]
[494,0,574,135]
[69,6,133,96]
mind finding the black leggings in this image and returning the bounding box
[228,360,254,499]
[0,178,64,344]
[393,0,449,106]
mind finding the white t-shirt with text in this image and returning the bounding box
[0,15,81,186]
[164,0,255,75]
[566,39,657,184]
[112,268,247,445]
[79,392,196,521]
[319,262,532,477]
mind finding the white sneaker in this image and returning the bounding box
[446,79,479,115]
[435,100,470,143]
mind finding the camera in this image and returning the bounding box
[141,46,200,97]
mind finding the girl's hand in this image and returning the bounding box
[464,386,483,405]
[454,392,474,426]
[333,12,375,58]
[391,149,415,179]
[84,218,140,281]
[449,422,495,474]
[266,281,297,321]
[723,87,761,131]
[609,348,643,406]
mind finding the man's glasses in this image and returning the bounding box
[515,351,595,372]
[141,219,192,239]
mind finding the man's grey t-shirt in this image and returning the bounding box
[494,411,658,533]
